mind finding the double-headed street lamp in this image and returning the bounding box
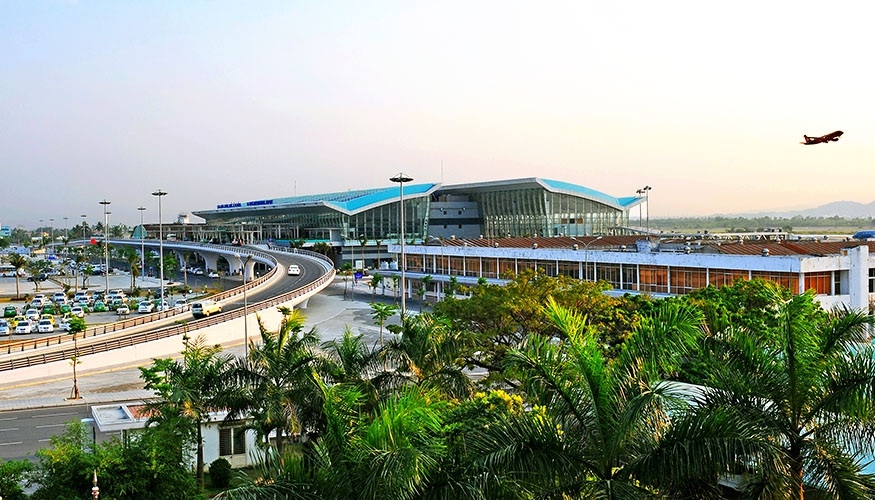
[137,206,147,280]
[390,173,413,316]
[640,185,652,237]
[152,189,167,307]
[99,200,111,293]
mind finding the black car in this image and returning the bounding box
[27,273,48,282]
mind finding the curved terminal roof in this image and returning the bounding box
[195,183,440,220]
[437,177,643,211]
[194,177,640,221]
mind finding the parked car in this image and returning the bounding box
[10,315,26,329]
[138,301,155,313]
[52,292,67,303]
[27,273,48,282]
[208,271,220,278]
[15,320,34,334]
[70,306,85,318]
[30,298,46,308]
[42,304,57,315]
[116,304,130,315]
[4,305,17,318]
[37,319,54,333]
[40,314,55,326]
[0,319,9,335]
[92,301,108,312]
[25,308,40,321]
[174,299,188,309]
[287,264,301,276]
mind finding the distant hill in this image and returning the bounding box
[722,201,875,219]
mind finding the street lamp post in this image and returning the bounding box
[81,214,87,242]
[63,216,68,243]
[152,189,167,308]
[99,200,111,294]
[640,185,652,237]
[137,207,146,281]
[390,173,413,316]
[49,218,54,254]
[583,236,603,281]
[238,254,253,358]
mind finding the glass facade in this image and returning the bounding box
[473,187,627,238]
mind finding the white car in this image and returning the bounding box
[59,317,71,331]
[287,264,301,276]
[71,306,85,318]
[15,320,34,334]
[117,304,131,315]
[174,299,188,309]
[0,319,8,335]
[25,308,41,321]
[208,271,219,278]
[52,292,67,303]
[138,301,155,313]
[37,319,54,333]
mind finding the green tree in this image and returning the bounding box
[369,271,383,300]
[217,383,450,500]
[417,274,433,312]
[369,301,398,349]
[7,251,26,298]
[226,307,323,455]
[140,335,233,492]
[377,312,474,400]
[674,285,875,499]
[119,246,141,291]
[29,419,197,500]
[0,457,32,500]
[468,297,704,498]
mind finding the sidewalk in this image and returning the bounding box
[0,280,392,411]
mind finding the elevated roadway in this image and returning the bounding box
[0,243,336,384]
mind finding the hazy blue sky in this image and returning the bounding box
[2,1,873,229]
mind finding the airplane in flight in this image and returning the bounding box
[801,130,843,145]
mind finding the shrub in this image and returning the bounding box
[209,457,232,488]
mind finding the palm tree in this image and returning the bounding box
[7,252,26,299]
[140,335,234,492]
[216,383,451,500]
[418,275,433,312]
[672,287,875,499]
[119,246,140,291]
[468,297,705,498]
[376,312,474,400]
[225,307,323,456]
[369,302,398,349]
[321,327,381,410]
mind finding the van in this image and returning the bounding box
[191,300,222,318]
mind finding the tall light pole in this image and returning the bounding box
[238,254,253,359]
[152,189,167,307]
[390,173,413,316]
[640,185,652,237]
[63,216,68,244]
[99,200,111,293]
[80,214,87,242]
[137,206,146,280]
[636,188,644,230]
[49,218,54,254]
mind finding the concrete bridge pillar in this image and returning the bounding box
[202,254,220,273]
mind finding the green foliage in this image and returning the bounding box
[209,458,233,488]
[29,420,199,500]
[0,457,32,500]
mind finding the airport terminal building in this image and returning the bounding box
[189,177,643,268]
[160,177,875,312]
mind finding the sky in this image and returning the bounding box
[2,1,874,229]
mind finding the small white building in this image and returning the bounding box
[91,402,261,470]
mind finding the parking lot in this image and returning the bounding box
[0,272,213,339]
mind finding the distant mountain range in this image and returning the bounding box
[721,201,875,219]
